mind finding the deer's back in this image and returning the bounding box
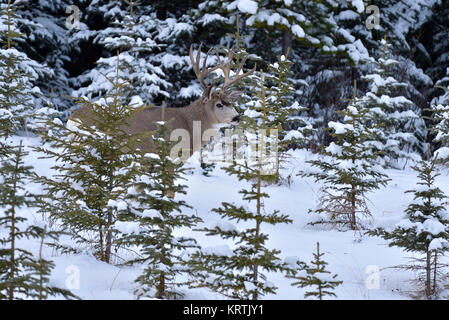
[68,105,190,154]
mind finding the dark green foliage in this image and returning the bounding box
[34,57,145,264]
[117,120,201,299]
[189,71,293,300]
[301,84,390,230]
[367,157,449,299]
[360,38,425,166]
[0,0,48,135]
[0,142,74,300]
[287,242,342,300]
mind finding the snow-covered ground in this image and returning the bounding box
[5,135,449,300]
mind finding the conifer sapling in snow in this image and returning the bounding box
[116,119,201,299]
[189,71,293,300]
[0,0,50,136]
[34,56,145,264]
[286,242,342,300]
[430,85,449,163]
[359,38,425,167]
[0,142,73,299]
[301,82,389,230]
[367,156,449,299]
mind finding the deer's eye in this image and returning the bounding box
[216,103,224,109]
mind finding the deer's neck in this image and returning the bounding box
[181,99,212,133]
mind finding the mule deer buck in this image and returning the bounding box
[67,44,256,159]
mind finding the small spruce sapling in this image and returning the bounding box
[367,156,449,299]
[189,71,293,300]
[116,119,201,299]
[287,242,342,300]
[0,0,50,136]
[34,55,145,263]
[0,142,74,299]
[300,81,389,230]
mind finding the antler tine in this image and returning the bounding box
[215,49,230,82]
[189,44,203,87]
[217,48,256,92]
[235,54,249,78]
[189,43,220,88]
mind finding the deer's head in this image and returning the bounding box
[189,44,256,127]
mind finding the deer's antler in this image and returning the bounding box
[190,44,256,91]
[189,44,220,88]
[215,47,256,92]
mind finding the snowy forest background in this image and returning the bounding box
[2,0,449,300]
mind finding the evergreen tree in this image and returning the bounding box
[431,104,449,161]
[116,119,201,299]
[189,71,293,300]
[34,56,144,264]
[0,142,73,299]
[73,1,170,105]
[300,82,389,230]
[367,157,449,299]
[360,38,426,167]
[193,0,370,62]
[0,0,51,135]
[424,0,449,84]
[9,0,82,113]
[263,52,313,180]
[430,80,449,162]
[74,0,198,108]
[287,242,342,300]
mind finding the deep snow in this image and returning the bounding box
[4,135,449,300]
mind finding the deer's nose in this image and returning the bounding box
[232,115,240,123]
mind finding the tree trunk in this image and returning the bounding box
[105,208,113,263]
[8,151,20,300]
[426,251,431,299]
[282,29,292,57]
[99,227,104,262]
[156,273,165,299]
[350,185,357,230]
[432,251,438,298]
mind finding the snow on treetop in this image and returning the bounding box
[107,199,128,211]
[211,221,237,232]
[179,83,203,99]
[397,218,448,237]
[337,10,359,21]
[203,244,233,257]
[198,13,228,26]
[351,0,365,13]
[140,209,162,219]
[291,24,305,38]
[144,153,160,160]
[283,130,304,141]
[429,238,448,251]
[228,0,258,15]
[329,121,354,134]
[113,221,141,234]
[419,219,448,236]
[325,142,342,156]
[160,54,189,69]
[129,95,144,108]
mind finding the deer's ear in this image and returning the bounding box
[225,89,244,103]
[202,85,216,102]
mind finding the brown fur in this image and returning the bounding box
[68,87,242,156]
